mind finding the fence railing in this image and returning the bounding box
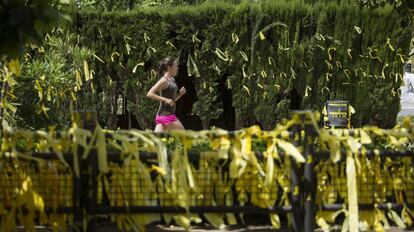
[0,111,413,232]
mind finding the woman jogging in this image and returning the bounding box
[146,57,186,132]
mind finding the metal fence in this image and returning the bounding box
[1,113,413,232]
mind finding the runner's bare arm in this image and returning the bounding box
[146,78,169,102]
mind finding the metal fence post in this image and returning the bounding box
[86,148,98,232]
[303,123,316,232]
[291,123,304,232]
[73,110,98,232]
[72,161,83,230]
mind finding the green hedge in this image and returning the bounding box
[76,0,412,130]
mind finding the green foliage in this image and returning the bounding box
[356,0,414,13]
[0,0,68,58]
[0,0,69,132]
[76,0,241,11]
[16,28,93,129]
[76,0,412,130]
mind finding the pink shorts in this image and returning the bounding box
[155,114,177,125]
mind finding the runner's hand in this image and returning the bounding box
[164,98,175,106]
[179,87,186,96]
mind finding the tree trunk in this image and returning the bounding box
[235,112,256,130]
[128,111,131,129]
[135,113,153,130]
[107,87,118,130]
[201,119,210,130]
